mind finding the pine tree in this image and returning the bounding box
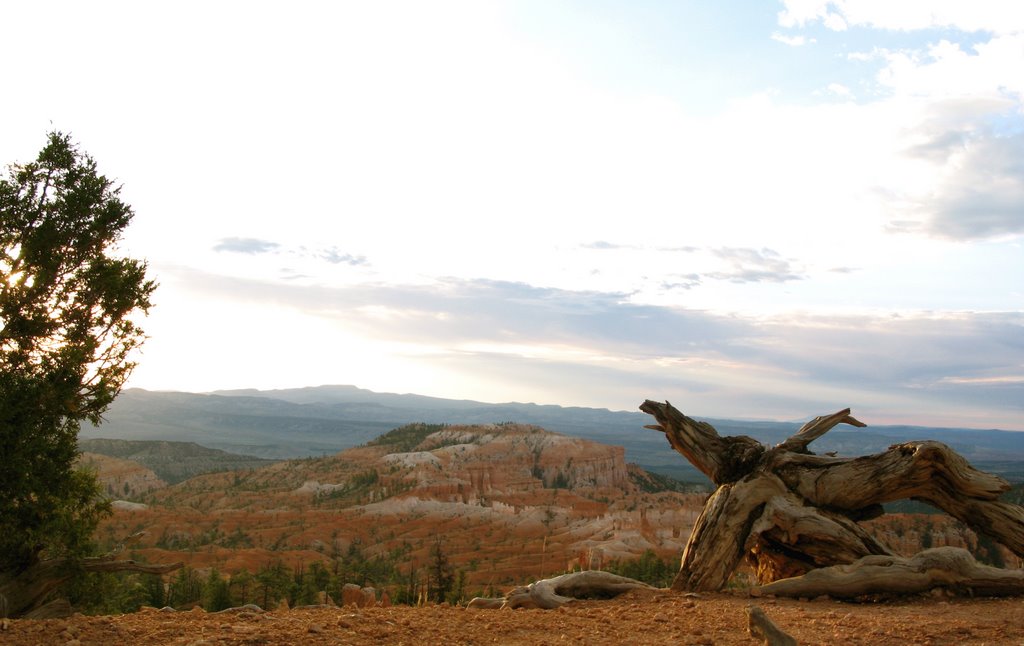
[428,538,454,603]
[0,132,157,617]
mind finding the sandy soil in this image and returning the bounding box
[3,589,1022,645]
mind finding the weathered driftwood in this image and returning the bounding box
[467,571,655,610]
[747,605,797,646]
[640,400,1024,594]
[753,547,1024,599]
[0,533,183,618]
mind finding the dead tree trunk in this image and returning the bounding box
[640,400,1024,593]
[466,571,655,609]
[752,547,1024,599]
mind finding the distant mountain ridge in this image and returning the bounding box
[83,386,1024,483]
[78,438,276,484]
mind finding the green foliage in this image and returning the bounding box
[202,567,233,611]
[145,571,168,607]
[448,568,467,605]
[428,538,454,603]
[349,468,379,488]
[604,549,677,588]
[167,566,203,608]
[367,423,449,453]
[78,438,274,484]
[0,132,155,576]
[255,560,292,608]
[65,569,157,614]
[221,526,255,548]
[628,468,696,494]
[315,470,380,505]
[973,532,1007,568]
[292,563,320,606]
[334,540,398,588]
[228,569,255,606]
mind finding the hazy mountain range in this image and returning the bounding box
[81,385,1024,483]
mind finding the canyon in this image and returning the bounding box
[92,423,705,593]
[86,419,1018,605]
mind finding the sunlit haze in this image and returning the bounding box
[2,1,1022,429]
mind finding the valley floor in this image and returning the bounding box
[3,588,1022,645]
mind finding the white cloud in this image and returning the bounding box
[4,2,1021,428]
[779,0,1024,34]
[822,12,849,31]
[877,36,1024,100]
[771,32,812,46]
[777,0,847,30]
[129,269,1024,428]
[860,34,1024,239]
[827,82,854,97]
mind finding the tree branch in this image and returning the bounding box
[753,547,1024,599]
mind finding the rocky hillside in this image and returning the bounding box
[97,423,704,588]
[89,387,1024,483]
[91,421,1014,600]
[79,438,276,484]
[78,452,167,499]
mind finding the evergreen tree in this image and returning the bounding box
[168,566,202,608]
[202,567,232,611]
[0,132,155,578]
[448,568,467,605]
[144,573,168,608]
[428,538,454,603]
[255,560,291,609]
[229,569,255,606]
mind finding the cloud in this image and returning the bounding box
[771,32,813,47]
[582,241,631,250]
[172,270,742,358]
[827,83,853,98]
[841,33,1024,241]
[213,237,281,254]
[706,248,804,283]
[320,247,369,266]
[892,124,1024,239]
[777,1,846,30]
[660,274,702,291]
[778,0,1024,34]
[149,265,1024,427]
[921,133,1024,238]
[748,312,1024,415]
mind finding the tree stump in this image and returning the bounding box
[640,400,1024,593]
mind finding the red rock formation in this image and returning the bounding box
[96,424,704,590]
[78,452,167,498]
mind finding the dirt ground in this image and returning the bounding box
[3,588,1023,645]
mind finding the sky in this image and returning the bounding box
[1,1,1022,430]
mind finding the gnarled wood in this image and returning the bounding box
[772,408,865,454]
[753,547,1024,599]
[747,605,797,646]
[674,475,785,590]
[641,400,764,485]
[642,399,1024,595]
[674,473,892,591]
[468,571,655,610]
[771,441,1024,556]
[745,489,891,583]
